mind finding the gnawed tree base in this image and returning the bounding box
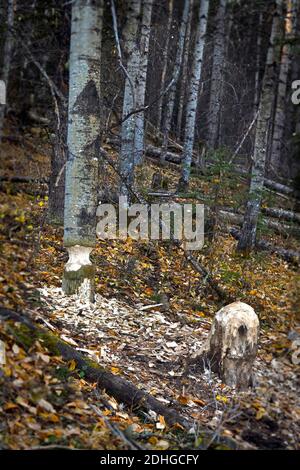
[0,306,244,449]
[199,302,259,390]
[62,246,95,302]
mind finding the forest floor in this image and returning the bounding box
[0,126,299,450]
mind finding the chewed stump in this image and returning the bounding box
[62,245,95,302]
[203,301,259,390]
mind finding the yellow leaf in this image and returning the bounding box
[156,415,166,430]
[148,436,158,445]
[177,395,189,405]
[111,366,120,374]
[256,407,266,420]
[68,359,76,371]
[3,402,18,411]
[249,289,257,296]
[216,395,228,404]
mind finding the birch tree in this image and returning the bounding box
[63,0,103,302]
[0,0,14,142]
[270,0,298,176]
[157,0,174,133]
[207,0,227,149]
[134,0,153,165]
[119,0,141,197]
[161,0,190,162]
[176,0,194,139]
[237,0,283,253]
[178,0,209,191]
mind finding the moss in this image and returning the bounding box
[6,323,35,350]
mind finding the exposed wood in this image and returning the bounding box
[200,302,259,390]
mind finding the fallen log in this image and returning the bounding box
[0,306,243,449]
[218,209,300,238]
[229,228,300,264]
[0,306,246,450]
[0,175,49,184]
[264,178,300,199]
[146,145,184,165]
[0,307,189,428]
[262,207,300,224]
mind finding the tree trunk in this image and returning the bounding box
[156,0,174,133]
[254,12,263,111]
[134,0,153,166]
[270,0,298,177]
[63,0,103,302]
[178,0,209,191]
[47,104,67,225]
[207,0,227,149]
[176,0,194,139]
[160,0,190,162]
[237,0,282,253]
[119,0,141,197]
[0,0,14,142]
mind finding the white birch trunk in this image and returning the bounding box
[176,0,194,139]
[207,0,226,149]
[0,0,14,142]
[161,0,190,162]
[119,0,141,197]
[270,0,298,176]
[157,0,174,133]
[179,0,209,190]
[254,12,263,111]
[134,0,153,166]
[63,0,103,302]
[237,0,283,253]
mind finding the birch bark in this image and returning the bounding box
[270,0,298,176]
[179,0,209,190]
[176,0,194,139]
[161,0,190,162]
[207,0,226,149]
[157,0,174,133]
[237,0,283,253]
[63,0,103,301]
[134,0,153,165]
[0,0,14,142]
[119,0,141,197]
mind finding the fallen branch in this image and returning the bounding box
[0,176,49,184]
[229,228,300,264]
[0,306,242,449]
[261,207,300,224]
[218,209,300,238]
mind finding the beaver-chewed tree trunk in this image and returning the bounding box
[202,301,259,390]
[63,0,103,302]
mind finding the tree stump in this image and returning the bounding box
[202,301,259,390]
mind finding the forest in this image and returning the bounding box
[0,0,299,455]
